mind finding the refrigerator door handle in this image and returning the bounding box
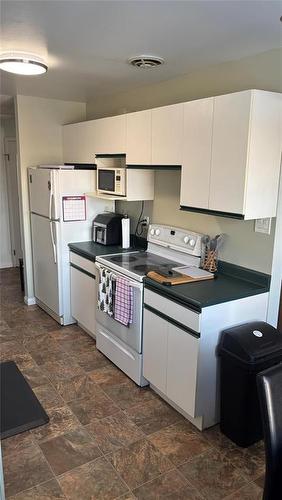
[50,221,57,264]
[49,182,52,220]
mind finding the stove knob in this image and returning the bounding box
[155,229,161,236]
[150,228,155,236]
[183,236,189,244]
[189,238,196,247]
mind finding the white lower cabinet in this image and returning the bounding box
[143,308,168,394]
[166,323,199,417]
[143,288,269,430]
[70,256,97,336]
[143,305,199,417]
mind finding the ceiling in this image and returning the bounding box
[0,0,281,103]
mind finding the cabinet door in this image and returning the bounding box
[143,308,168,394]
[126,110,152,165]
[152,104,183,165]
[167,325,199,417]
[180,98,214,209]
[63,121,96,164]
[94,115,126,155]
[70,266,97,334]
[209,91,252,215]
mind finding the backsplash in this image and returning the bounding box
[116,171,276,274]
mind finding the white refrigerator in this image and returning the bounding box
[28,166,113,325]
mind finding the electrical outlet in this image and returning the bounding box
[255,218,272,235]
[144,216,150,226]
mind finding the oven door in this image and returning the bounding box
[95,263,143,353]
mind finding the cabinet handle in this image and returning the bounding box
[144,304,200,338]
[70,263,96,279]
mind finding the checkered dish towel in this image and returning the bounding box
[98,266,115,316]
[114,276,133,326]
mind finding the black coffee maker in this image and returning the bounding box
[92,212,123,245]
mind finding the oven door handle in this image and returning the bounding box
[95,262,142,289]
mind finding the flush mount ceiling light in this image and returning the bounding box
[0,52,48,75]
[128,55,165,68]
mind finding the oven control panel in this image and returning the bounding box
[148,224,203,256]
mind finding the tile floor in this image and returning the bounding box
[0,268,265,499]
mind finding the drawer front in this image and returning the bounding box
[70,252,96,276]
[144,288,200,333]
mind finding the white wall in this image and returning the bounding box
[15,95,86,301]
[87,48,282,119]
[0,121,13,268]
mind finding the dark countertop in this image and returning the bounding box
[144,262,270,312]
[69,242,271,312]
[68,239,145,262]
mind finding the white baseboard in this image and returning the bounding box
[24,296,36,306]
[0,263,13,269]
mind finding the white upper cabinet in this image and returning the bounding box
[63,115,126,163]
[63,121,96,164]
[209,90,281,218]
[94,115,126,155]
[152,103,183,165]
[209,91,252,216]
[180,98,214,209]
[126,110,152,165]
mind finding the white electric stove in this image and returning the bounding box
[95,224,204,386]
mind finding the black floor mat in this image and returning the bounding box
[0,360,49,439]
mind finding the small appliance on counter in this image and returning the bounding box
[92,212,123,245]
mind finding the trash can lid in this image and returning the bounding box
[218,321,282,364]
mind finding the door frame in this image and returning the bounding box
[4,137,22,267]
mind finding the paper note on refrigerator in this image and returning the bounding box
[62,196,86,221]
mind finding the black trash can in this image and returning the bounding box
[218,321,282,447]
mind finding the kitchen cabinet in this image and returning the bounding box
[63,114,126,163]
[94,115,126,155]
[181,90,281,219]
[180,98,214,209]
[63,121,96,164]
[70,252,97,336]
[126,110,152,165]
[143,303,199,418]
[209,90,281,219]
[143,305,199,417]
[166,322,199,417]
[143,308,168,394]
[152,103,183,165]
[143,287,269,430]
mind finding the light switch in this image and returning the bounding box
[255,218,272,235]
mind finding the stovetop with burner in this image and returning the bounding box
[95,224,204,282]
[97,251,182,280]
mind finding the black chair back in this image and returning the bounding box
[257,363,282,500]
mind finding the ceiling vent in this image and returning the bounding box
[128,55,164,68]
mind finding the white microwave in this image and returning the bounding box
[97,166,126,196]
